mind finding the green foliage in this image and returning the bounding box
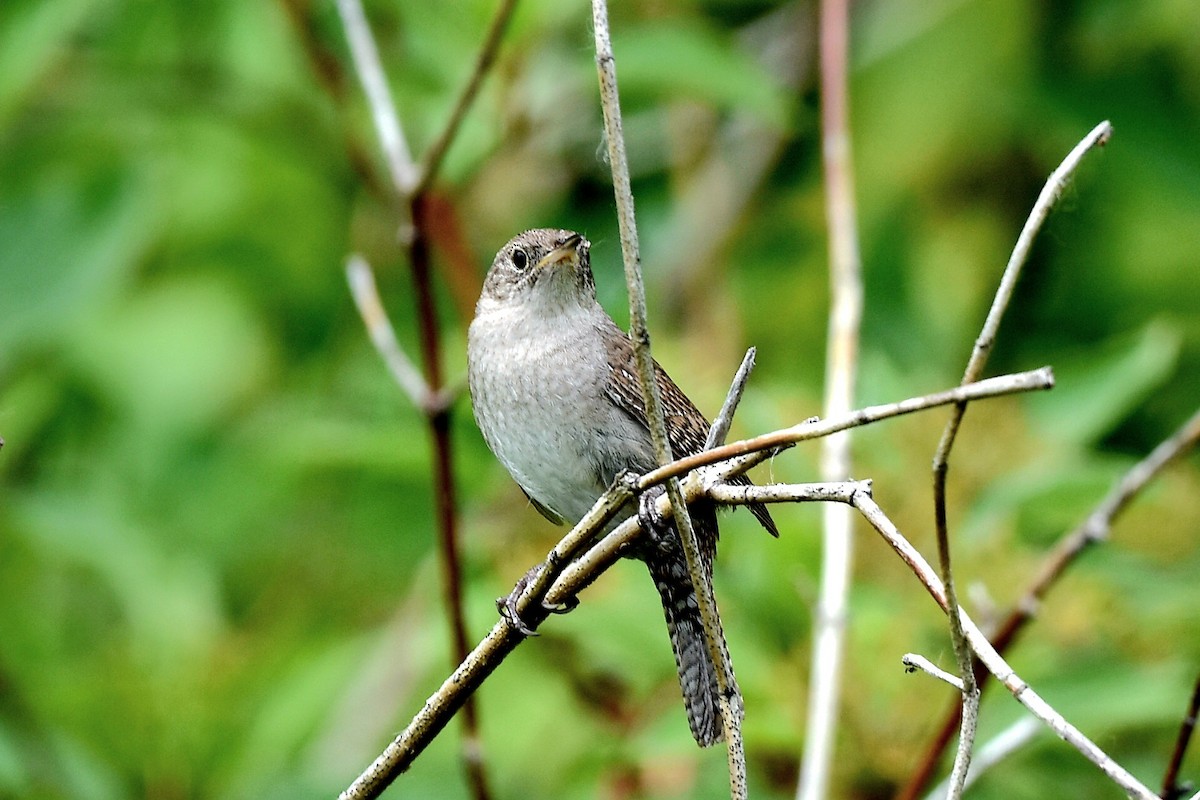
[0,0,1197,798]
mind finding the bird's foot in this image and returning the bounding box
[637,484,672,545]
[496,563,578,636]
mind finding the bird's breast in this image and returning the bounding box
[468,304,632,524]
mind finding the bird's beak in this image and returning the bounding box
[535,234,584,271]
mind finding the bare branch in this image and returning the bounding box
[706,480,866,507]
[346,255,434,411]
[901,405,1200,800]
[929,120,1113,799]
[706,348,757,451]
[852,493,1157,800]
[924,718,1041,800]
[336,369,1054,798]
[1161,671,1200,800]
[336,4,518,795]
[334,0,418,195]
[903,654,965,692]
[799,1,864,796]
[640,367,1055,492]
[415,0,518,196]
[591,0,748,789]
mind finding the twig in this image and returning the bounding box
[345,255,435,411]
[337,371,1049,797]
[591,0,749,791]
[923,718,1041,800]
[706,480,866,507]
[415,0,518,196]
[852,492,1157,800]
[560,372,1054,602]
[706,348,757,451]
[336,3,522,797]
[1162,672,1200,800]
[798,1,864,798]
[639,367,1055,493]
[903,654,965,692]
[899,405,1200,800]
[334,0,418,195]
[928,119,1113,800]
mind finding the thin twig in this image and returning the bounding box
[706,480,866,507]
[1162,672,1200,800]
[336,2,516,796]
[337,371,1049,797]
[591,0,749,789]
[928,119,1113,800]
[346,255,434,411]
[639,367,1055,493]
[334,0,418,195]
[706,348,757,451]
[903,654,965,692]
[799,1,864,797]
[852,492,1157,800]
[558,372,1052,598]
[899,405,1200,800]
[414,0,518,196]
[923,718,1041,800]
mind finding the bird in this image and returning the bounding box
[467,228,777,747]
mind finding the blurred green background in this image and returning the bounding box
[1,0,1198,798]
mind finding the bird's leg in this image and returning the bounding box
[496,563,579,637]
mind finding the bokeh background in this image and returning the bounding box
[1,0,1198,798]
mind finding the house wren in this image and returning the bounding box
[467,228,777,747]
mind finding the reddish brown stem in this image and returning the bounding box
[409,197,491,800]
[1161,672,1200,800]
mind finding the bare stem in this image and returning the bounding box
[641,368,1054,492]
[903,654,966,692]
[415,0,518,196]
[799,1,863,797]
[852,493,1157,800]
[706,348,757,451]
[345,255,437,412]
[334,0,418,195]
[1162,671,1200,800]
[898,417,1200,800]
[591,0,748,789]
[336,371,1053,798]
[336,3,523,796]
[923,718,1041,800]
[928,120,1113,799]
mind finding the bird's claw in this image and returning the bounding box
[496,563,579,636]
[545,595,579,614]
[496,594,538,637]
[637,484,671,545]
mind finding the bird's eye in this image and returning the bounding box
[511,248,529,270]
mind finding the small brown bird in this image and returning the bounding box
[467,228,777,746]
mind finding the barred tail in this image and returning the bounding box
[644,542,730,747]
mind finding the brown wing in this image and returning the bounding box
[599,318,778,538]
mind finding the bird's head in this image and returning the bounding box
[479,228,595,310]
